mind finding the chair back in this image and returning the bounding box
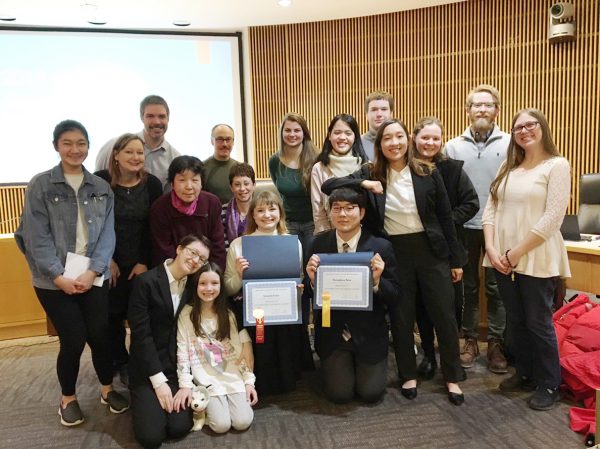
[578,173,600,234]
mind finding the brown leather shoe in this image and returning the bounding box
[487,339,508,374]
[460,338,479,368]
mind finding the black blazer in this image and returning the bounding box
[128,264,186,387]
[321,165,467,268]
[306,229,402,364]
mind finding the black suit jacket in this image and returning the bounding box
[306,229,401,364]
[321,164,467,268]
[128,264,187,387]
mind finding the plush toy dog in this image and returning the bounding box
[190,385,210,431]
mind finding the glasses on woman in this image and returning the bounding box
[184,247,208,265]
[512,121,540,135]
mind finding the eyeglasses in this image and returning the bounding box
[214,137,233,143]
[470,102,497,110]
[330,204,358,215]
[512,121,540,135]
[183,247,208,264]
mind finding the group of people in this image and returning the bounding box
[15,84,571,448]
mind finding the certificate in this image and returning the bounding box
[243,279,302,326]
[314,252,373,311]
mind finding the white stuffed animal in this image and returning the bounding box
[190,385,210,431]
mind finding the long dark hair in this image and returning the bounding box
[370,119,433,186]
[317,114,367,165]
[184,262,231,341]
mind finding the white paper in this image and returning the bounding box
[64,252,104,287]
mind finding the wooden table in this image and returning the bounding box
[565,239,600,294]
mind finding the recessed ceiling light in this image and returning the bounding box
[0,13,16,21]
[278,0,292,6]
[88,17,107,25]
[173,19,191,27]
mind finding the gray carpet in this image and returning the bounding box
[0,339,583,449]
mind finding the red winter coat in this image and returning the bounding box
[553,294,600,441]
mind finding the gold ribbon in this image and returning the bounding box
[322,292,331,328]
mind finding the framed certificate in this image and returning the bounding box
[314,265,372,311]
[242,279,302,326]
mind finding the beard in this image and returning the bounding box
[471,117,494,133]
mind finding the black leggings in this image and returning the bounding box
[35,282,113,396]
[108,264,135,368]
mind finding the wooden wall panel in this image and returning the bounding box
[0,186,25,234]
[249,0,599,212]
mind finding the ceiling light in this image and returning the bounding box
[0,13,16,21]
[173,20,191,27]
[88,17,107,25]
[278,0,292,6]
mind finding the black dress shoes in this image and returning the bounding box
[400,386,418,400]
[447,390,465,406]
[417,355,437,380]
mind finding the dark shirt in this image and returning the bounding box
[95,170,163,267]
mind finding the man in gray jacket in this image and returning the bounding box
[445,84,509,374]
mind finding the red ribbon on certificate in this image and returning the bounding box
[253,308,265,344]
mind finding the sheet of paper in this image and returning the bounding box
[64,252,104,287]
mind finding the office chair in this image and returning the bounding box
[578,173,600,234]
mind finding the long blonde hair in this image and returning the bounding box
[277,113,317,191]
[108,133,147,188]
[489,108,560,203]
[244,190,288,235]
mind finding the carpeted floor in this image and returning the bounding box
[0,338,583,449]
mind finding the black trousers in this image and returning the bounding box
[495,271,561,389]
[35,282,113,396]
[130,380,193,449]
[388,233,462,382]
[416,280,463,357]
[320,341,387,404]
[108,263,135,368]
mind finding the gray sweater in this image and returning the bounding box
[444,125,509,229]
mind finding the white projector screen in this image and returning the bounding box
[0,28,246,183]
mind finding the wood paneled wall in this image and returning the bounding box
[0,186,25,234]
[248,0,599,212]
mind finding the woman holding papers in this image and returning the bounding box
[224,190,314,394]
[128,234,211,448]
[15,120,128,427]
[322,119,467,405]
[95,133,163,384]
[311,114,368,234]
[410,117,479,380]
[483,109,570,411]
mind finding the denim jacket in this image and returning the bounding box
[15,163,115,290]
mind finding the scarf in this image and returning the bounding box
[328,154,363,177]
[225,198,248,244]
[171,190,198,216]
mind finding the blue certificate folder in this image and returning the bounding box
[314,252,373,311]
[241,235,302,326]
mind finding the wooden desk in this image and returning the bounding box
[565,240,600,294]
[0,234,47,340]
